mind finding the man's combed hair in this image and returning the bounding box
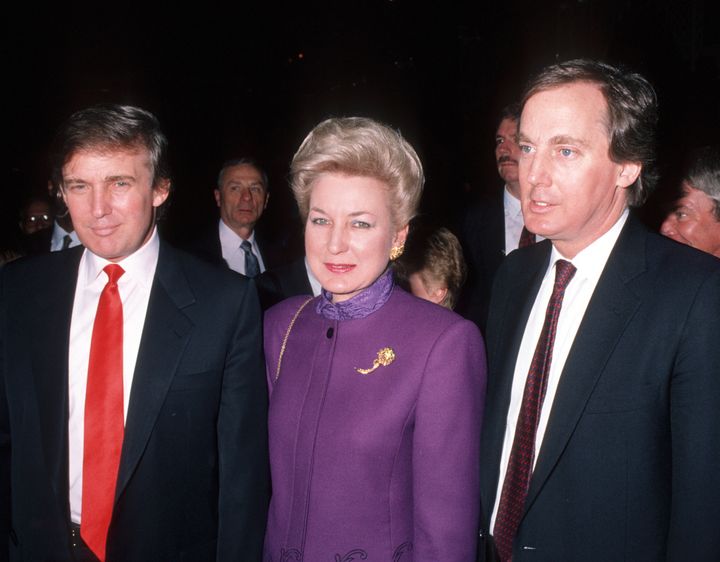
[499,102,521,127]
[50,104,170,189]
[290,117,424,226]
[684,145,720,221]
[217,157,269,190]
[521,59,659,207]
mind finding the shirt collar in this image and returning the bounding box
[81,227,160,289]
[503,186,523,217]
[218,218,256,249]
[51,221,80,246]
[549,208,629,282]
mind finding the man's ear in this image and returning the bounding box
[214,188,222,208]
[152,179,171,208]
[264,192,270,210]
[617,162,642,189]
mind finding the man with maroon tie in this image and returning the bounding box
[479,60,720,561]
[0,104,268,561]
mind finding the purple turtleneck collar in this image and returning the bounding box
[316,268,394,321]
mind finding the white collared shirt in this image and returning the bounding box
[50,220,81,252]
[304,256,322,297]
[68,229,160,524]
[218,219,266,275]
[491,210,629,532]
[503,186,545,255]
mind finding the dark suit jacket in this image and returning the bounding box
[0,242,269,561]
[255,257,313,311]
[457,191,506,333]
[479,216,720,561]
[185,221,282,273]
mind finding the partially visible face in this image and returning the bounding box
[305,173,408,303]
[214,164,268,237]
[21,200,52,234]
[408,271,446,306]
[660,182,720,257]
[61,147,169,262]
[518,83,639,258]
[495,117,521,189]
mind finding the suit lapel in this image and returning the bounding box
[115,243,195,501]
[481,242,550,522]
[524,217,647,513]
[31,248,83,516]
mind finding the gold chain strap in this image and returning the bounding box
[274,297,313,382]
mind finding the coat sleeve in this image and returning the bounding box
[216,279,270,562]
[412,318,487,561]
[667,267,720,559]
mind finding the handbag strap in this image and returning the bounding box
[275,297,314,382]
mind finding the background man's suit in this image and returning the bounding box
[0,242,269,561]
[187,221,282,272]
[458,191,505,332]
[255,257,314,310]
[479,216,720,561]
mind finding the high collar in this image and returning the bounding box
[316,268,394,321]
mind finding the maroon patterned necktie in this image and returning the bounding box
[493,259,577,561]
[518,226,536,248]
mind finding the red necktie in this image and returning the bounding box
[81,264,125,562]
[493,260,576,561]
[518,226,536,248]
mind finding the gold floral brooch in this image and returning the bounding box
[355,347,396,375]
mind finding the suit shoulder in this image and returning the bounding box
[1,248,82,290]
[161,243,255,298]
[166,243,236,277]
[494,240,550,282]
[646,230,720,275]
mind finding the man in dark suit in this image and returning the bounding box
[189,158,277,277]
[460,104,540,332]
[0,105,268,561]
[479,60,720,561]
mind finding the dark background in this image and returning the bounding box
[5,0,719,250]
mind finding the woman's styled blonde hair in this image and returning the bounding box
[290,117,424,227]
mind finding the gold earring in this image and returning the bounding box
[389,244,404,261]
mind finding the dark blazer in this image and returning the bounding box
[0,242,269,561]
[186,221,282,272]
[255,257,313,310]
[479,216,720,561]
[457,190,506,333]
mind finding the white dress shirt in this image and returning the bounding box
[218,219,266,275]
[491,210,629,531]
[304,257,322,297]
[50,220,81,252]
[68,229,160,524]
[503,187,544,255]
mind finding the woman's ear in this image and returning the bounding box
[393,223,409,248]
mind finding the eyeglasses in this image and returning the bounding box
[24,213,52,225]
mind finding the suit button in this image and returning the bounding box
[326,327,334,338]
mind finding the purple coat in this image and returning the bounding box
[263,280,487,562]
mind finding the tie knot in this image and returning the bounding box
[103,264,125,285]
[241,240,252,252]
[554,259,576,290]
